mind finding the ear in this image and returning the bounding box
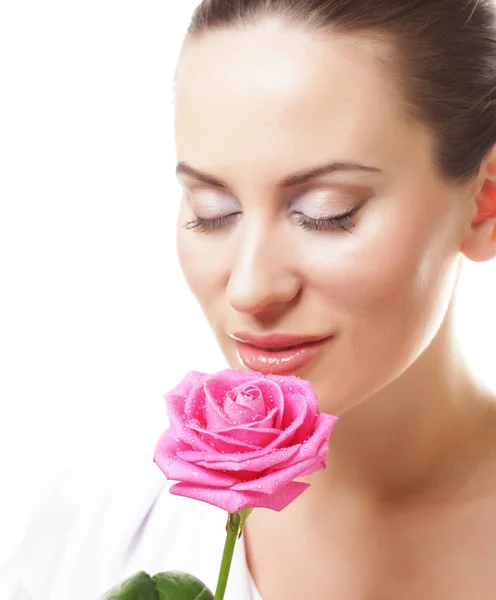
[460,143,496,263]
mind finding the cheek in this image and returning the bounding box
[301,216,426,309]
[301,198,458,359]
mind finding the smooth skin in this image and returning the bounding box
[174,18,496,600]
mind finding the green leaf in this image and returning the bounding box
[99,571,158,599]
[99,570,213,600]
[153,571,214,600]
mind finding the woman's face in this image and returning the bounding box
[174,20,470,416]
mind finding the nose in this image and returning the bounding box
[226,220,301,316]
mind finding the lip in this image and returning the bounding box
[230,332,334,375]
[230,332,331,349]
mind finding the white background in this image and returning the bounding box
[0,1,495,566]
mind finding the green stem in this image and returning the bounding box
[213,512,241,600]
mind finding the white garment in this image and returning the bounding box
[0,450,264,600]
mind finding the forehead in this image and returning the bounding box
[174,19,429,184]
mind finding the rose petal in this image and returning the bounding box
[169,480,310,513]
[226,384,266,417]
[154,435,239,488]
[232,415,337,494]
[203,371,260,411]
[279,393,318,444]
[162,395,184,438]
[189,423,260,452]
[216,406,279,434]
[184,388,209,429]
[243,379,285,429]
[223,396,263,425]
[203,371,282,429]
[165,400,337,472]
[231,454,324,495]
[165,423,232,454]
[269,412,337,472]
[204,385,232,430]
[164,375,208,433]
[262,396,311,450]
[177,444,301,472]
[202,370,260,429]
[164,371,209,431]
[310,413,339,468]
[155,454,238,488]
[213,426,280,448]
[207,407,281,448]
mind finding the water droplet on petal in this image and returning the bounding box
[247,460,251,464]
[257,484,262,489]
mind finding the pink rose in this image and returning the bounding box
[153,369,338,513]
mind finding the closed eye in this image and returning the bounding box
[183,213,241,234]
[183,206,360,234]
[293,207,359,233]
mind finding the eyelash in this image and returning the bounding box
[184,214,239,234]
[183,207,359,234]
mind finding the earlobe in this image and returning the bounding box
[461,217,496,262]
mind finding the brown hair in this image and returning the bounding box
[184,0,496,184]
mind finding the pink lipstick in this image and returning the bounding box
[230,332,334,375]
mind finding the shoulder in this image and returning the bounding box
[0,449,170,600]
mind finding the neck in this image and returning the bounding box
[303,303,496,506]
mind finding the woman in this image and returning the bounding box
[2,0,496,598]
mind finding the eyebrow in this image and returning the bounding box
[176,160,382,189]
